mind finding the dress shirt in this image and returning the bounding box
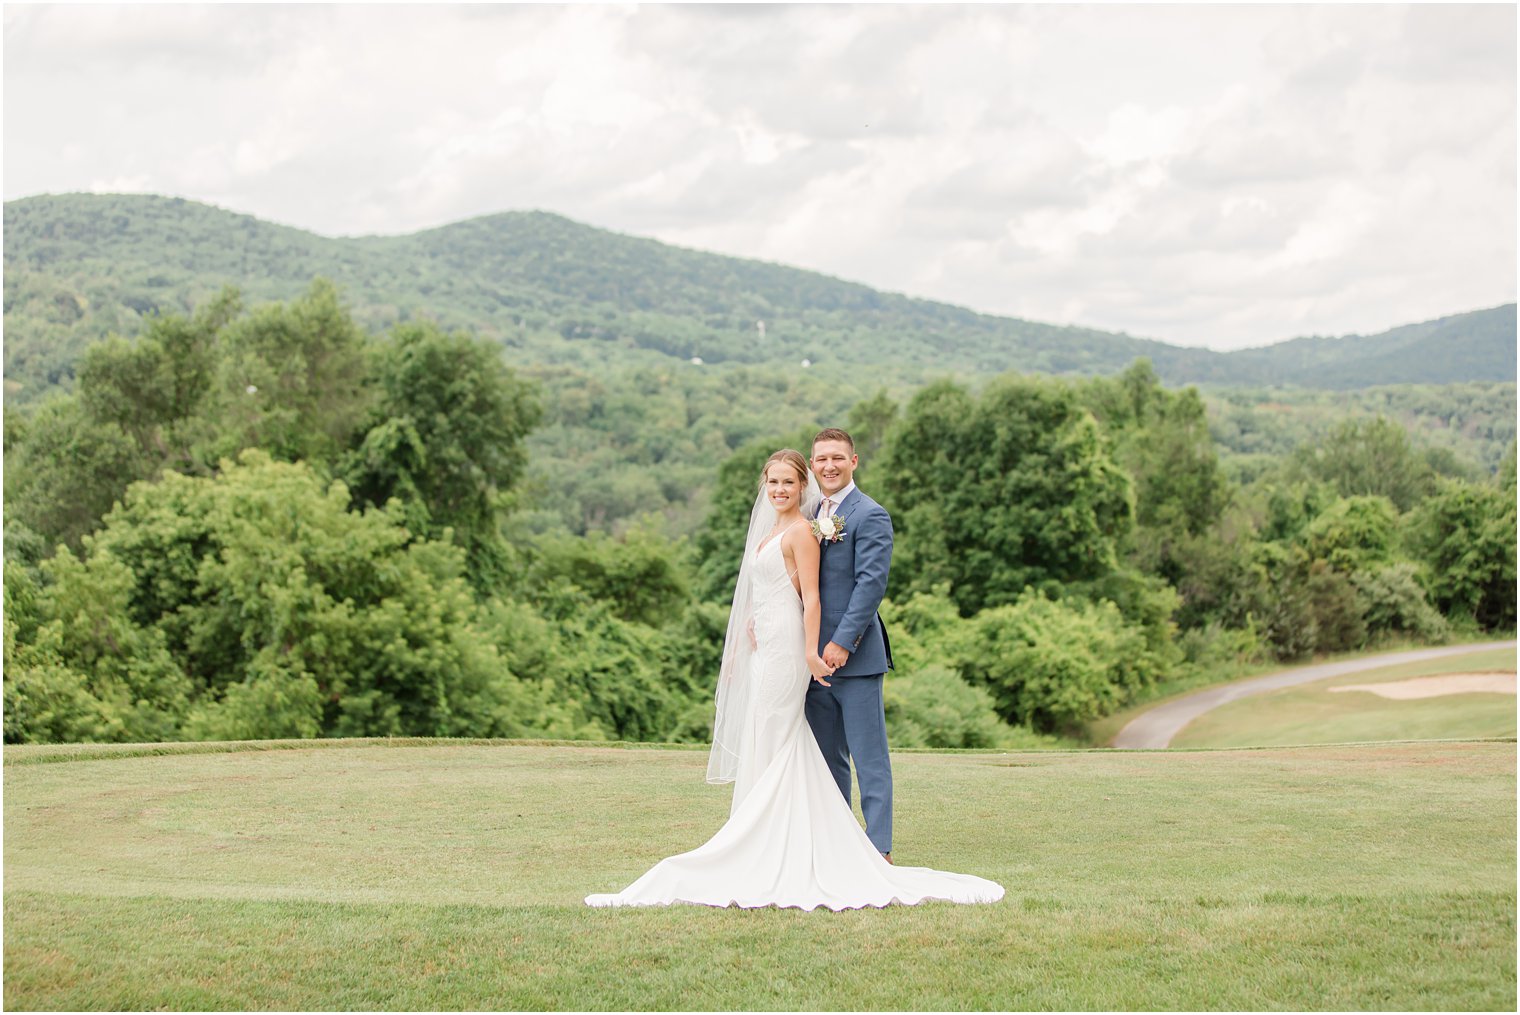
[818,481,856,517]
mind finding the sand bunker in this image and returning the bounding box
[1329,672,1516,700]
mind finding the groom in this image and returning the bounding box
[806,427,895,861]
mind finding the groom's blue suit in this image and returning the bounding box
[805,486,894,854]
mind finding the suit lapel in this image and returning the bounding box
[835,487,862,523]
[822,488,862,552]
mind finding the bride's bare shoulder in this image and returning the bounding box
[781,519,819,556]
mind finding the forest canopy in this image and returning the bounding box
[5,279,1513,750]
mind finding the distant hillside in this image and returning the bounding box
[3,193,1514,400]
[1177,306,1518,388]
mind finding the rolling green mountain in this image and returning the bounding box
[1174,307,1518,388]
[3,192,1515,402]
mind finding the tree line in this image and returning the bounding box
[5,283,1515,747]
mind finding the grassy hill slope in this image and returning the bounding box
[4,738,1514,1010]
[1170,647,1517,748]
[1192,304,1518,388]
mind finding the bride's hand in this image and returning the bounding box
[808,654,834,686]
[746,617,757,649]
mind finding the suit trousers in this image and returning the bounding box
[804,673,893,854]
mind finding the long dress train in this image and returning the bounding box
[585,534,1004,910]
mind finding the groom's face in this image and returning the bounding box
[811,440,857,496]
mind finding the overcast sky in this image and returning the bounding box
[4,3,1515,350]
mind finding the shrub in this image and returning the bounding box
[955,591,1156,733]
[4,451,548,744]
[481,586,704,743]
[4,551,192,744]
[4,661,132,745]
[875,589,1051,747]
[1301,495,1400,573]
[884,665,1018,749]
[1303,560,1367,653]
[1176,621,1268,674]
[1352,563,1450,643]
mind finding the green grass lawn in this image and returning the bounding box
[5,738,1514,1010]
[1172,647,1517,749]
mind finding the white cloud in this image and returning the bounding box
[3,3,1514,350]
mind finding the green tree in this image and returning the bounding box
[846,389,899,462]
[1241,544,1371,659]
[884,665,1020,749]
[880,376,1134,615]
[1408,478,1517,630]
[209,279,373,465]
[5,283,380,554]
[343,322,541,591]
[1293,415,1434,511]
[1251,543,1320,660]
[76,287,237,471]
[1082,360,1228,538]
[483,585,697,743]
[1082,365,1230,603]
[525,523,690,627]
[3,397,149,551]
[1302,560,1367,653]
[1258,480,1339,544]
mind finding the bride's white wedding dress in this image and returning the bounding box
[585,531,1005,911]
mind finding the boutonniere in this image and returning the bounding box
[811,513,846,543]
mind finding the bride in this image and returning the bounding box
[586,449,1004,910]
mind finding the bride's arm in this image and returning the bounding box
[787,528,833,684]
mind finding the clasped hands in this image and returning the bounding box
[809,642,850,686]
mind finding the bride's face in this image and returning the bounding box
[764,463,805,513]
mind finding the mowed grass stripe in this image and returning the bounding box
[5,741,1515,1010]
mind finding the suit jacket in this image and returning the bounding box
[815,487,894,677]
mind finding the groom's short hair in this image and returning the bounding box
[812,428,855,453]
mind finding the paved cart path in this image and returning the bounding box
[1111,640,1518,749]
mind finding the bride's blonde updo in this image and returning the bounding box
[760,448,809,488]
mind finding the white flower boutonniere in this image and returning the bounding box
[811,513,846,543]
